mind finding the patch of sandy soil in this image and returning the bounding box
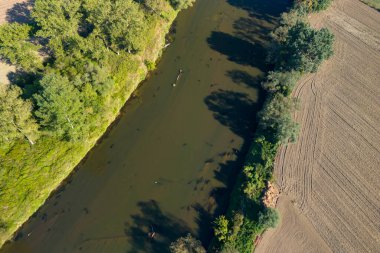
[257,0,380,252]
[0,62,14,84]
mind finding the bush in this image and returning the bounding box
[213,215,230,243]
[271,21,334,73]
[170,234,206,253]
[170,0,196,10]
[259,94,299,144]
[258,208,280,229]
[296,0,333,12]
[262,71,301,95]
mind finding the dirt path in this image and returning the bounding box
[257,0,380,252]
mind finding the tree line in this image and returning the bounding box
[209,1,334,252]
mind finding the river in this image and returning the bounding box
[1,0,288,252]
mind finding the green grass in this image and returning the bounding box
[361,0,380,10]
[0,10,178,247]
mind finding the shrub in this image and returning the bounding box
[213,215,230,243]
[170,234,206,253]
[271,21,334,73]
[262,71,301,95]
[170,0,196,10]
[258,208,280,230]
[296,0,333,12]
[259,94,299,144]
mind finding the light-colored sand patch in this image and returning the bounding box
[0,62,15,84]
[259,0,380,252]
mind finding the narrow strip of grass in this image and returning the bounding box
[361,0,380,11]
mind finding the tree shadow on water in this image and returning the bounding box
[124,200,190,253]
[204,89,258,139]
[207,31,266,68]
[6,0,35,24]
[227,0,291,21]
[192,144,256,247]
[226,69,263,89]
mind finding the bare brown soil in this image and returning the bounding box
[258,0,380,252]
[257,196,332,253]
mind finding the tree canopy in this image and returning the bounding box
[271,21,334,73]
[0,84,39,145]
[34,73,88,141]
[259,94,299,144]
[170,234,206,253]
[0,23,42,71]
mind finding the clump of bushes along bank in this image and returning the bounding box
[0,0,195,247]
[211,1,334,252]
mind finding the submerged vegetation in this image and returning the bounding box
[210,1,334,252]
[0,0,194,246]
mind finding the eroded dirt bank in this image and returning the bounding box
[257,0,380,252]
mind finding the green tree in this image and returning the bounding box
[259,94,299,144]
[0,23,42,71]
[0,85,39,145]
[270,8,306,43]
[258,208,280,230]
[296,0,332,12]
[214,215,230,242]
[262,71,301,95]
[84,0,146,54]
[34,73,88,141]
[170,0,196,10]
[143,0,171,17]
[170,234,206,253]
[272,22,334,73]
[32,0,82,38]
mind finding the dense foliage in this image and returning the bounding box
[269,21,334,73]
[0,0,191,246]
[170,234,206,253]
[211,1,334,252]
[296,0,333,12]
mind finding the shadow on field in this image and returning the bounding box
[6,0,35,24]
[125,200,189,253]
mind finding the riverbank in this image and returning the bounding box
[0,2,183,247]
[211,1,335,252]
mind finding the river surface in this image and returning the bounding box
[1,0,288,252]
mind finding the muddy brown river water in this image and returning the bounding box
[1,0,288,252]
